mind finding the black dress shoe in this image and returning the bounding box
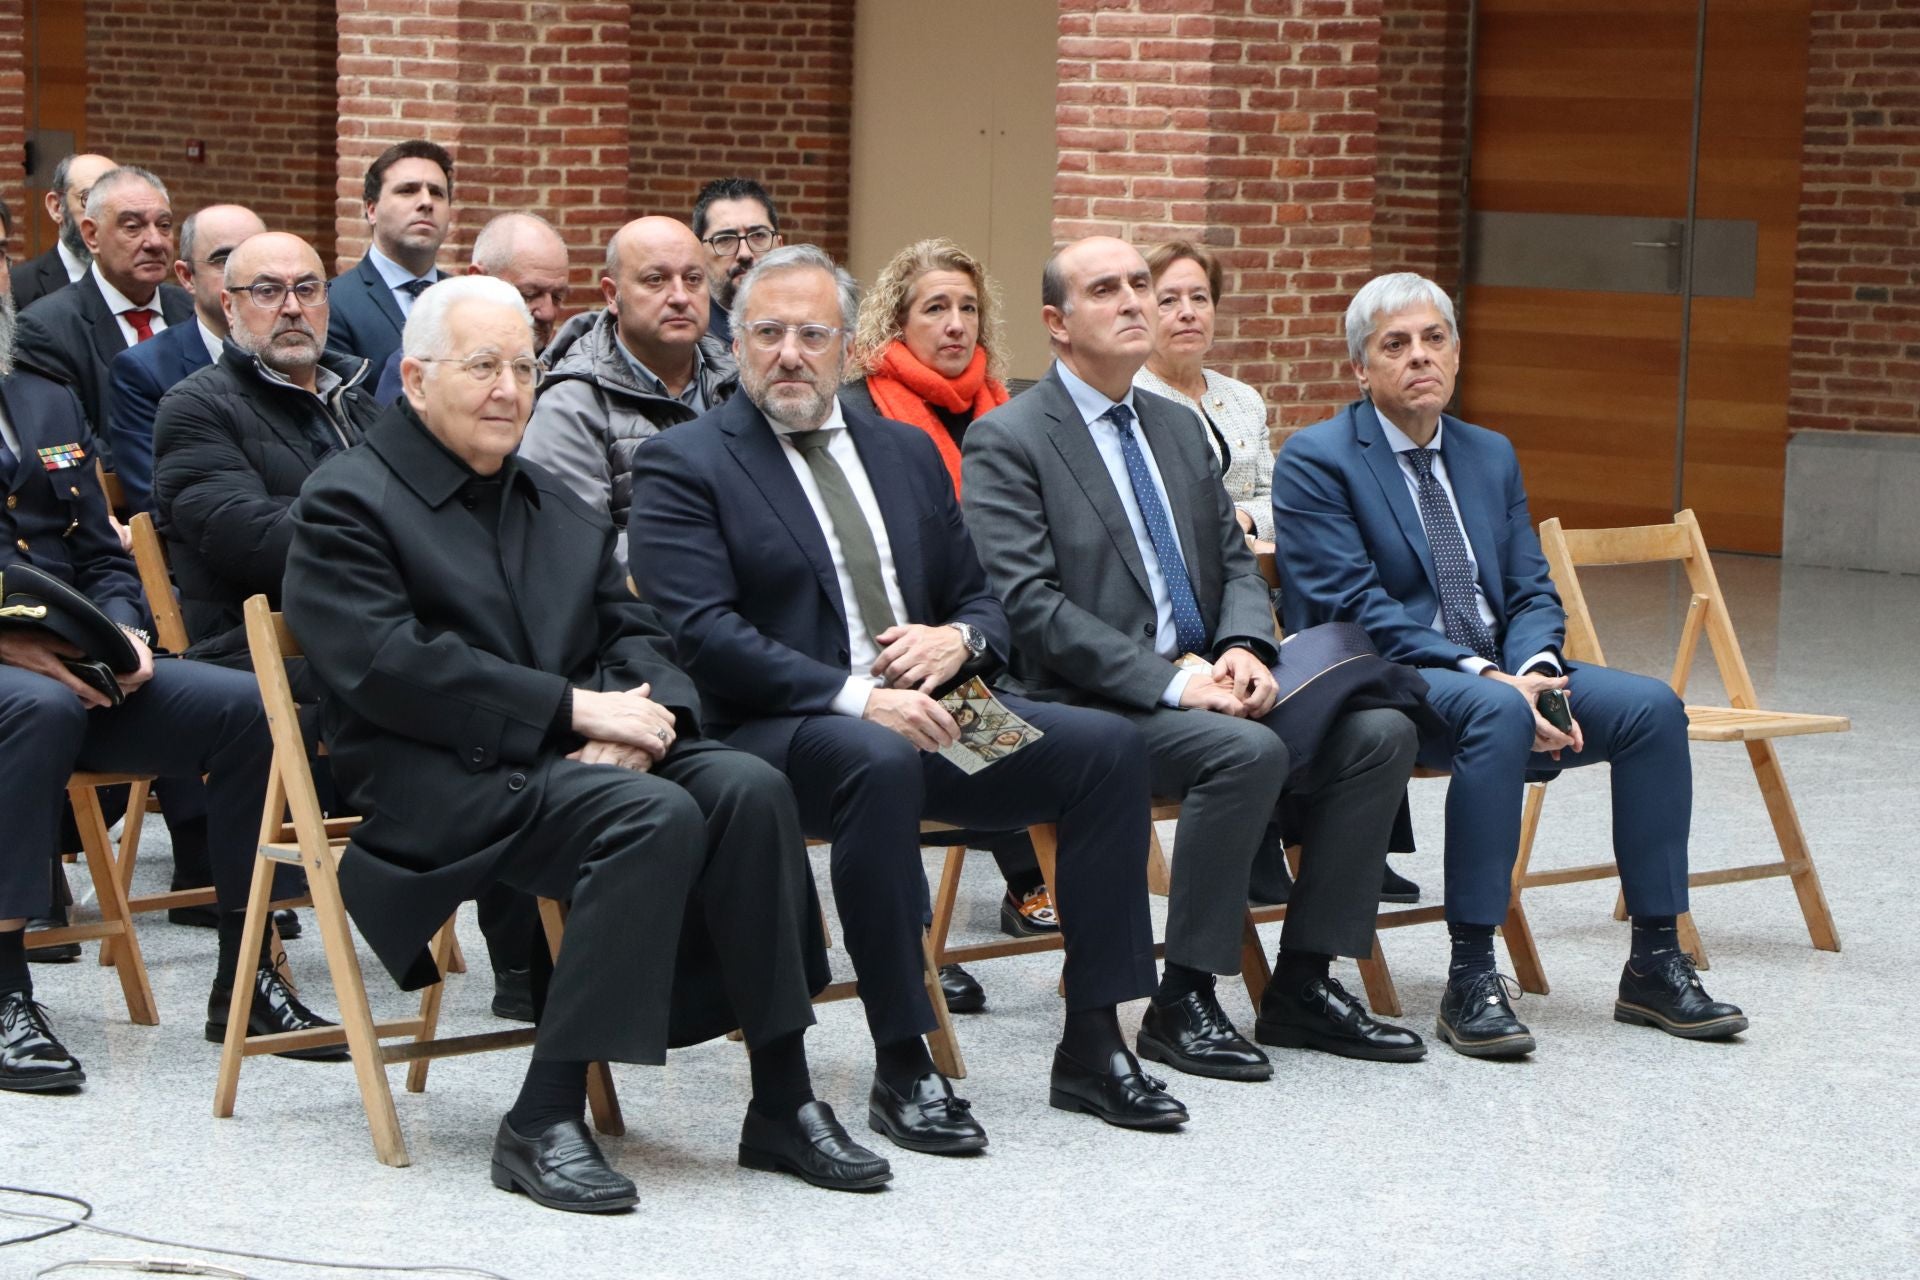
[492,967,536,1022]
[868,1070,989,1154]
[272,908,302,941]
[1381,861,1420,903]
[938,963,986,1014]
[1049,1045,1189,1129]
[1136,986,1272,1081]
[999,884,1060,937]
[1255,974,1426,1062]
[24,917,79,964]
[1615,953,1748,1040]
[739,1100,893,1190]
[1435,970,1536,1059]
[490,1116,637,1214]
[0,990,85,1093]
[205,962,350,1061]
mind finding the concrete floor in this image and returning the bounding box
[5,554,1916,1279]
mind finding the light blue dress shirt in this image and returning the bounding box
[366,245,437,319]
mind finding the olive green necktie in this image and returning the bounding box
[787,429,898,640]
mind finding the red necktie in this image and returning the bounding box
[124,308,156,343]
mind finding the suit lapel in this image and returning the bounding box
[1354,403,1440,598]
[845,414,927,622]
[359,255,408,341]
[1039,372,1153,600]
[78,275,130,369]
[720,400,847,630]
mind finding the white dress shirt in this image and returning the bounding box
[1375,406,1558,676]
[197,318,225,365]
[92,264,170,349]
[57,238,88,284]
[771,396,913,717]
[1055,360,1197,708]
[366,245,437,318]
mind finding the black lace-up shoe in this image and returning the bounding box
[1137,987,1273,1081]
[0,991,85,1092]
[1256,974,1426,1062]
[1436,970,1536,1059]
[1615,953,1748,1040]
[205,961,350,1061]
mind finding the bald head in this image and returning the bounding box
[223,233,331,386]
[467,212,570,347]
[48,154,116,259]
[177,205,268,329]
[602,216,710,377]
[1041,235,1155,397]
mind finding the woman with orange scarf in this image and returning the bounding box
[842,239,1052,1015]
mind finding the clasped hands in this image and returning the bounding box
[1178,645,1277,719]
[1479,668,1586,760]
[0,627,154,709]
[569,682,677,773]
[860,623,969,751]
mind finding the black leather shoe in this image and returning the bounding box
[868,1070,989,1154]
[490,1116,637,1214]
[492,968,536,1022]
[1435,970,1536,1059]
[999,884,1060,937]
[0,991,85,1092]
[272,908,302,941]
[1615,954,1748,1040]
[1255,974,1426,1062]
[739,1100,893,1190]
[1049,1045,1189,1129]
[24,917,79,964]
[1136,987,1272,1081]
[939,963,986,1014]
[1381,861,1420,903]
[205,962,350,1061]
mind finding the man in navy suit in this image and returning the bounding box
[631,245,1187,1152]
[106,204,266,513]
[323,140,452,373]
[1273,272,1747,1058]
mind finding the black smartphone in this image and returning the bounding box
[1537,687,1573,734]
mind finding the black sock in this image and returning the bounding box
[214,910,272,987]
[1447,923,1497,981]
[1155,962,1214,1005]
[874,1035,936,1094]
[506,1057,588,1135]
[1060,1005,1126,1063]
[1630,915,1680,968]
[747,1030,815,1119]
[1274,949,1331,993]
[0,929,30,999]
[1003,868,1045,900]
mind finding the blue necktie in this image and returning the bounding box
[1405,448,1500,665]
[1108,403,1208,655]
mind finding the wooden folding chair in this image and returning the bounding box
[1529,509,1849,964]
[216,595,620,1167]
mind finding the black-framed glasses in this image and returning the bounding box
[741,321,843,354]
[231,279,329,310]
[416,352,546,388]
[703,226,776,258]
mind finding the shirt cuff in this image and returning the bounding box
[1161,668,1194,708]
[1520,650,1562,676]
[831,676,876,719]
[1457,656,1496,676]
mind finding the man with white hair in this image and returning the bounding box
[1273,271,1748,1059]
[285,275,887,1213]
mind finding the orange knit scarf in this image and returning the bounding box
[865,340,1008,495]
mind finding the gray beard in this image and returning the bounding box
[59,217,90,263]
[0,294,16,377]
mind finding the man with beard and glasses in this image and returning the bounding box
[9,153,116,311]
[16,166,194,461]
[0,201,334,1093]
[690,177,783,348]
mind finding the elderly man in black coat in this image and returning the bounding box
[283,275,889,1214]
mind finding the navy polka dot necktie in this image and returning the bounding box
[399,277,434,299]
[1405,448,1500,665]
[1108,403,1208,655]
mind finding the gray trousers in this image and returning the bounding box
[1121,704,1417,973]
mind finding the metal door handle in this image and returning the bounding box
[1631,239,1680,249]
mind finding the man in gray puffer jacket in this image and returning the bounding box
[522,216,739,568]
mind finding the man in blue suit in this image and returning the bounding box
[1273,272,1747,1058]
[323,140,452,373]
[106,204,266,513]
[631,245,1186,1154]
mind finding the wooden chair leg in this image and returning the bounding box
[928,844,967,966]
[1026,824,1067,998]
[1503,781,1551,995]
[1746,739,1841,952]
[405,917,460,1094]
[98,777,152,968]
[1355,933,1402,1018]
[1238,912,1271,1007]
[538,897,625,1136]
[1678,910,1710,970]
[214,848,282,1118]
[1146,823,1172,897]
[68,781,157,1025]
[1612,888,1628,923]
[921,931,967,1079]
[445,932,469,975]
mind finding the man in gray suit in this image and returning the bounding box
[962,236,1426,1080]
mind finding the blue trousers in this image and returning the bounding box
[1415,662,1692,926]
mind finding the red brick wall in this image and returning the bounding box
[0,0,23,263]
[1054,0,1382,440]
[626,0,855,260]
[1790,0,1920,435]
[85,0,336,266]
[1373,0,1470,292]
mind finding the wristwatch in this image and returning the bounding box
[949,622,988,660]
[118,623,153,647]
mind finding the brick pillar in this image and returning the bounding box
[1373,0,1471,292]
[0,0,24,261]
[1054,0,1383,441]
[335,1,633,290]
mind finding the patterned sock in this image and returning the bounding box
[1630,915,1680,968]
[1447,923,1497,981]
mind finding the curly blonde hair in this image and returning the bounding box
[847,238,1008,382]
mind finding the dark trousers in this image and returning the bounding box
[492,739,822,1065]
[1123,700,1418,973]
[779,694,1158,1047]
[1,659,270,921]
[1415,662,1691,926]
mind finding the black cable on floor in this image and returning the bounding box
[0,1186,92,1249]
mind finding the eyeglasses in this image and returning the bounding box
[741,321,844,354]
[232,279,329,310]
[415,353,546,388]
[703,226,776,258]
